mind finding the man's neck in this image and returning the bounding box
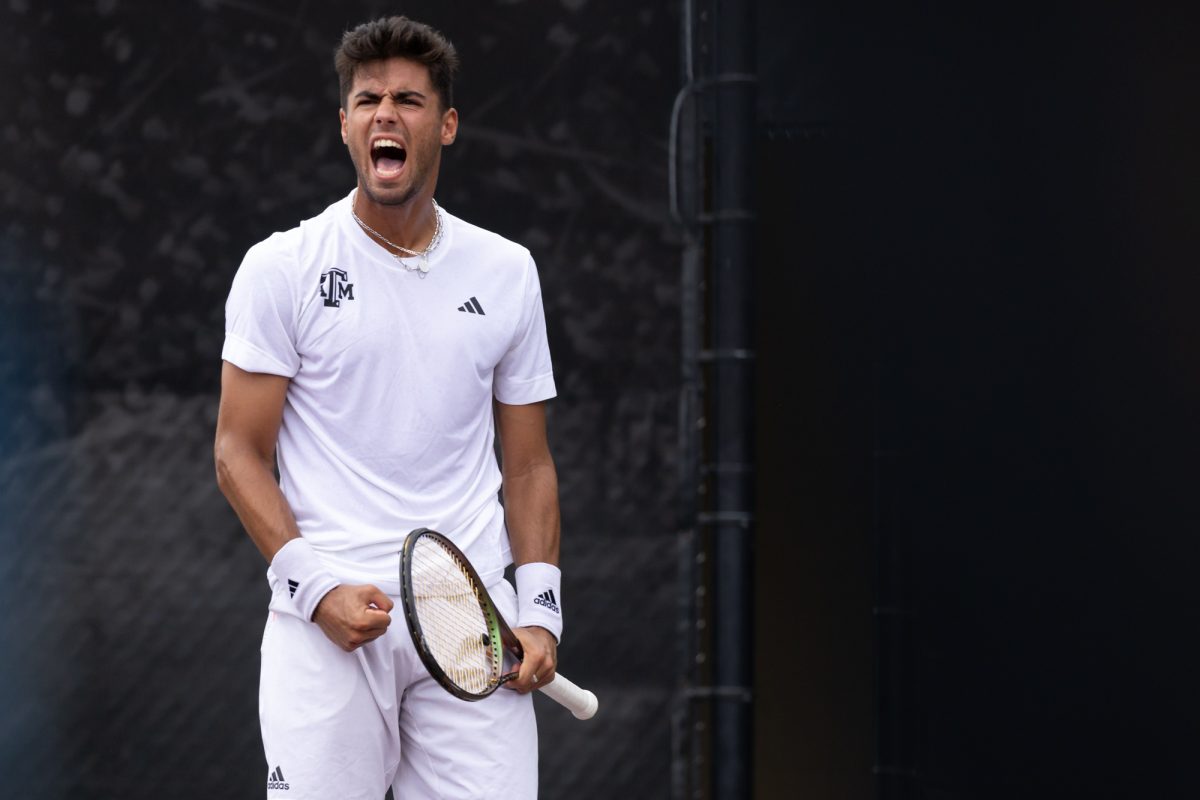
[352,187,437,252]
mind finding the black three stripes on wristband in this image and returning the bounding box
[534,589,559,613]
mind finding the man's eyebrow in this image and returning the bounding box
[353,89,426,102]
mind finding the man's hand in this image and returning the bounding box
[507,625,558,694]
[312,584,394,652]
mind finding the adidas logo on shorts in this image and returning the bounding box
[267,765,290,791]
[534,589,560,614]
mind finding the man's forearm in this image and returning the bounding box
[215,440,343,622]
[214,440,302,563]
[504,461,564,643]
[503,461,561,566]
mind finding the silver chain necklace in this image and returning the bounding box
[350,190,443,277]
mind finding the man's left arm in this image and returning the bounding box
[495,399,561,694]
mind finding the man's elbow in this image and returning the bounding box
[213,434,235,497]
[213,433,258,498]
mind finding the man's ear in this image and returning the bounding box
[441,107,459,145]
[340,107,348,144]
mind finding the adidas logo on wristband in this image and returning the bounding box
[534,589,560,614]
[516,562,563,642]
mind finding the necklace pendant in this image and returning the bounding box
[350,190,441,278]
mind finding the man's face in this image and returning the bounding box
[340,57,457,208]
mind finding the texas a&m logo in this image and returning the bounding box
[320,268,354,308]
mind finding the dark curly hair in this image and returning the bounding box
[334,16,459,110]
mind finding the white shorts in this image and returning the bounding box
[259,578,538,799]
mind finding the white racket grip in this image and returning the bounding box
[538,673,598,720]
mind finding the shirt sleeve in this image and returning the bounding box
[494,254,556,405]
[222,236,301,377]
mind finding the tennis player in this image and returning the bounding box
[214,16,562,799]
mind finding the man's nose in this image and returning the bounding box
[375,98,399,124]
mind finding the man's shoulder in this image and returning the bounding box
[443,210,532,264]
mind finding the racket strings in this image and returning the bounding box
[410,538,501,694]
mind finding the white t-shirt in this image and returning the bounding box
[223,191,556,589]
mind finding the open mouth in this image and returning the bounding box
[371,138,407,178]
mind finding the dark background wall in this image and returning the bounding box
[4,1,1200,799]
[756,2,1200,799]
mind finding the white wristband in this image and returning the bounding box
[270,538,340,622]
[515,562,563,643]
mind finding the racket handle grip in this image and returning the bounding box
[538,673,599,720]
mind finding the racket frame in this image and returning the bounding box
[400,527,512,701]
[400,527,598,720]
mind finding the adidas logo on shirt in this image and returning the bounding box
[457,296,485,315]
[267,766,290,791]
[534,589,560,614]
[287,579,299,598]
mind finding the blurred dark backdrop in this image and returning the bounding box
[756,2,1200,799]
[3,1,1200,799]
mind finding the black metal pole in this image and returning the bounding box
[672,1,706,792]
[709,1,756,797]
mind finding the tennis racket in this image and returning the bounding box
[399,527,598,720]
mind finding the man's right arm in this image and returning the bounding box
[213,360,392,651]
[213,361,298,561]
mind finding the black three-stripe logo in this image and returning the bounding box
[267,765,290,790]
[457,296,485,315]
[534,589,560,613]
[287,579,299,598]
